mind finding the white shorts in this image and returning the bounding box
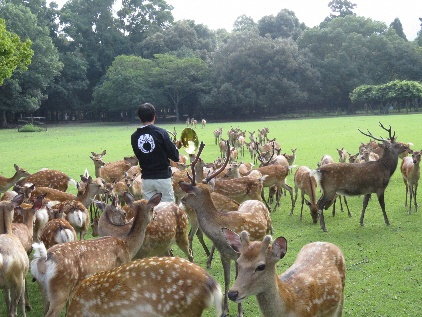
[142,178,175,203]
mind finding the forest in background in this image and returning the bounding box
[1,0,422,127]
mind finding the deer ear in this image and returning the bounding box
[148,193,162,207]
[222,228,242,253]
[12,193,24,207]
[271,237,287,260]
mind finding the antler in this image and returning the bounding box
[256,142,275,166]
[187,142,205,185]
[358,122,396,142]
[203,141,230,184]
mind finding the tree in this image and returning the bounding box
[0,18,33,85]
[390,18,407,41]
[258,9,305,40]
[92,55,156,117]
[149,54,210,121]
[328,0,356,18]
[0,3,62,127]
[233,15,257,33]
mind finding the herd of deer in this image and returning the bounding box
[0,122,419,316]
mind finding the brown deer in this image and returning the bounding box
[30,176,107,208]
[11,194,45,254]
[223,229,346,317]
[51,200,89,240]
[293,166,318,223]
[15,169,76,192]
[201,118,207,128]
[30,192,160,317]
[336,147,349,163]
[312,122,408,232]
[0,194,29,317]
[90,155,138,183]
[39,217,77,249]
[0,164,30,193]
[92,196,193,261]
[282,148,298,165]
[179,142,272,317]
[401,150,421,214]
[66,256,222,317]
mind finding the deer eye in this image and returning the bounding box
[255,264,266,272]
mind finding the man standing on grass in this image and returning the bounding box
[131,103,180,202]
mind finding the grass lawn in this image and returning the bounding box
[0,114,421,316]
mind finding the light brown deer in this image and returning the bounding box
[401,150,421,214]
[66,256,222,317]
[360,149,379,162]
[90,155,138,183]
[336,147,348,163]
[213,127,223,145]
[293,166,318,223]
[30,176,107,208]
[282,148,297,165]
[39,218,77,250]
[15,169,76,192]
[30,192,160,317]
[11,194,45,255]
[201,118,207,128]
[179,142,272,317]
[51,200,89,240]
[92,196,193,261]
[0,164,30,193]
[0,194,29,317]
[223,229,346,317]
[312,122,408,232]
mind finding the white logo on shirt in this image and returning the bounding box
[138,134,155,153]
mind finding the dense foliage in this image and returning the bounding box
[0,0,422,126]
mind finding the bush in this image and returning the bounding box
[18,123,45,132]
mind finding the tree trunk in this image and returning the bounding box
[0,110,7,128]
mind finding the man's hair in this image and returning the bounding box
[137,103,156,123]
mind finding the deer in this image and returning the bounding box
[360,149,379,162]
[282,148,298,165]
[401,150,421,214]
[39,217,77,250]
[201,118,207,128]
[311,122,409,232]
[222,229,346,317]
[92,196,193,261]
[66,256,222,317]
[0,164,30,193]
[213,127,223,145]
[30,176,107,208]
[11,194,45,255]
[15,169,77,192]
[0,194,30,317]
[293,166,318,223]
[51,200,89,240]
[30,192,160,317]
[179,141,272,317]
[336,147,349,163]
[90,155,138,183]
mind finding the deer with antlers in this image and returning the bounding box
[179,142,272,316]
[0,164,30,193]
[66,256,222,317]
[0,194,30,317]
[30,192,160,317]
[222,229,346,317]
[401,150,421,214]
[311,122,408,232]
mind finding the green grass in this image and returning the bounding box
[1,114,421,316]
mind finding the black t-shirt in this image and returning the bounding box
[131,124,179,179]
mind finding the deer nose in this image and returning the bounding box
[227,290,239,301]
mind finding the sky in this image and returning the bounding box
[50,0,422,40]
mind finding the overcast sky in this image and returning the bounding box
[50,0,422,40]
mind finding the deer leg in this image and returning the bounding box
[317,194,333,232]
[377,193,389,226]
[299,196,304,221]
[359,194,372,226]
[409,184,413,214]
[281,184,294,214]
[206,245,216,269]
[342,196,352,217]
[24,280,31,312]
[414,183,418,212]
[221,257,231,317]
[339,195,345,212]
[195,228,210,257]
[404,182,409,207]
